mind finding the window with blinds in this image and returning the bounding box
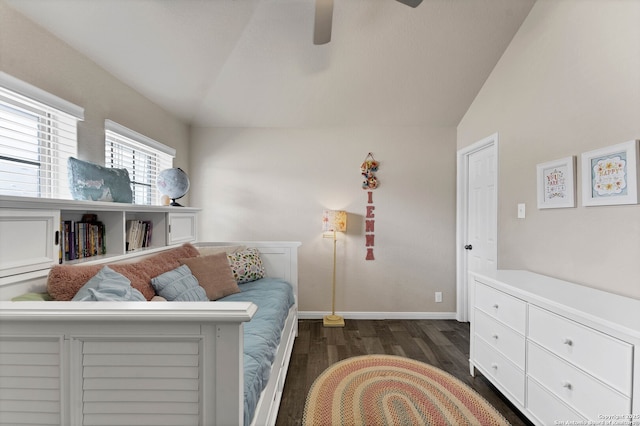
[104,120,174,206]
[0,73,83,199]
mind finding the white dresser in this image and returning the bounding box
[469,270,640,425]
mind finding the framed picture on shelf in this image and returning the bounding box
[536,156,576,209]
[581,140,639,206]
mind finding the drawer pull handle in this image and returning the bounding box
[563,338,573,346]
[492,334,499,340]
[492,304,499,309]
[491,363,498,370]
[561,381,572,390]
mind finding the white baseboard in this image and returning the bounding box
[299,311,458,320]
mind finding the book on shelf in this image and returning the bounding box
[59,220,64,264]
[126,219,153,251]
[61,215,106,261]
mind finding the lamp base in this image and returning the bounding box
[323,314,345,328]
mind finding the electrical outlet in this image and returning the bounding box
[435,292,442,303]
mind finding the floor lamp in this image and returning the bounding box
[322,209,347,327]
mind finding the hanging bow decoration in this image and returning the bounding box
[361,153,379,190]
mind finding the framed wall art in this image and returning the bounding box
[581,140,639,206]
[536,156,576,209]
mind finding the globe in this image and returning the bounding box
[157,168,190,206]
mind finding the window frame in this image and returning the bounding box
[104,120,175,206]
[0,72,83,199]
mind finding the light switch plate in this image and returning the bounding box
[517,203,526,219]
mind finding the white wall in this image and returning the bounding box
[458,0,640,299]
[191,126,457,315]
[0,1,190,174]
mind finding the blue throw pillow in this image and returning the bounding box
[151,265,208,301]
[68,157,133,203]
[72,266,146,301]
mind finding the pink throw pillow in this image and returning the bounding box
[179,253,240,300]
[47,243,200,301]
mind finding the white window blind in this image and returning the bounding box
[0,73,83,199]
[104,120,174,205]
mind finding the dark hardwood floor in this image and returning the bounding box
[275,319,533,426]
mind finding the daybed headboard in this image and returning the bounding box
[196,241,301,305]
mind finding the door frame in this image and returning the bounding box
[455,133,498,322]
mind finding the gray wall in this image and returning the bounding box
[458,0,640,299]
[191,126,458,314]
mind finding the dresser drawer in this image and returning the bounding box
[474,283,526,334]
[528,305,632,395]
[527,342,630,420]
[474,309,525,370]
[474,335,525,405]
[527,377,585,425]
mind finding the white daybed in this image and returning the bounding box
[0,241,300,426]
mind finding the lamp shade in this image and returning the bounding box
[322,210,347,232]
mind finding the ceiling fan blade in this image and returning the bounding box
[395,0,423,7]
[314,0,333,45]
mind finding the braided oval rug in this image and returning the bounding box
[302,355,510,426]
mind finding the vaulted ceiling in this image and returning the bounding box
[6,0,535,128]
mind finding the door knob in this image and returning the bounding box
[464,245,473,250]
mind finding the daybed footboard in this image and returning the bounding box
[0,241,300,426]
[0,301,254,426]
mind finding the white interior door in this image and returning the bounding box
[467,144,497,275]
[456,134,498,322]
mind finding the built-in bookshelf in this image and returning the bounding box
[0,195,199,282]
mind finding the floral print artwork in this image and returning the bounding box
[592,153,627,197]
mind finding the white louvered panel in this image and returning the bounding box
[83,389,199,402]
[84,401,198,414]
[83,413,199,426]
[84,353,198,367]
[0,337,62,426]
[82,340,198,355]
[80,339,200,426]
[83,365,198,379]
[83,377,198,391]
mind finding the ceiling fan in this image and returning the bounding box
[314,0,423,45]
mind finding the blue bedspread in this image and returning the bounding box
[218,277,295,425]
